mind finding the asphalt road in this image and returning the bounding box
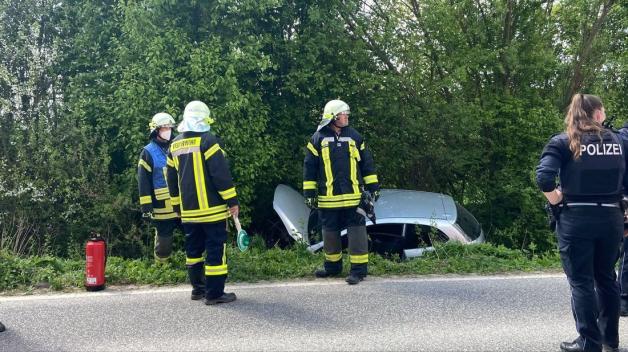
[1,274,627,351]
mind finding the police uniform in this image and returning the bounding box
[166,131,238,301]
[617,123,628,316]
[138,138,180,262]
[303,125,379,279]
[536,129,627,351]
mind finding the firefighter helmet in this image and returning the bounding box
[148,112,175,136]
[178,101,214,133]
[317,99,350,131]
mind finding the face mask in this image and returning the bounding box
[159,129,172,141]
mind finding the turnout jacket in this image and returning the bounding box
[137,139,178,220]
[166,131,238,223]
[303,125,379,209]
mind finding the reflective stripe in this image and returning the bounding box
[171,137,201,153]
[303,181,317,190]
[363,175,378,184]
[350,253,368,264]
[360,141,366,150]
[307,142,319,157]
[318,199,361,208]
[186,257,204,265]
[349,141,359,194]
[205,264,228,276]
[154,187,169,195]
[170,196,181,206]
[154,187,170,201]
[192,152,209,209]
[222,243,226,266]
[325,253,342,262]
[138,159,152,172]
[140,195,152,205]
[153,199,174,214]
[204,144,221,160]
[152,212,179,220]
[318,193,361,201]
[218,187,237,200]
[322,136,354,143]
[181,204,229,216]
[321,141,334,197]
[182,211,230,223]
[166,157,174,167]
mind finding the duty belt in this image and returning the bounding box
[561,202,621,208]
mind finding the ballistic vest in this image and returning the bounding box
[561,131,625,200]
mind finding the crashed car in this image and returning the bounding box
[272,184,485,259]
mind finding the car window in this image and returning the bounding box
[455,203,482,240]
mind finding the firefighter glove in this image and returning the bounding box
[305,197,317,209]
[142,212,153,219]
[370,190,381,202]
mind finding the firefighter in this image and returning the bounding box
[303,99,380,285]
[137,112,181,263]
[166,101,239,305]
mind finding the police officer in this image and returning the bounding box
[536,94,625,352]
[303,99,380,285]
[137,112,181,263]
[166,101,239,305]
[617,122,628,317]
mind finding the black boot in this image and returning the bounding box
[314,268,341,278]
[205,292,237,305]
[187,264,205,300]
[0,321,5,332]
[345,273,364,285]
[560,338,585,352]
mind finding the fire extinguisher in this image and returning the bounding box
[85,232,106,291]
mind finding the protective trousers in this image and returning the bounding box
[557,206,622,352]
[321,208,368,277]
[183,221,228,300]
[620,236,628,298]
[153,219,179,262]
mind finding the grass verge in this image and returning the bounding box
[0,239,562,293]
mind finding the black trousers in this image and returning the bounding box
[557,206,622,352]
[153,218,181,260]
[620,236,628,297]
[320,208,368,276]
[183,221,228,299]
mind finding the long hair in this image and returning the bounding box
[565,93,604,160]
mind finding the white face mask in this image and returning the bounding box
[159,129,172,141]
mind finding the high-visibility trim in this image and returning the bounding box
[140,195,152,205]
[152,212,179,220]
[321,141,334,197]
[349,141,359,194]
[205,264,228,276]
[303,181,317,190]
[318,199,361,208]
[182,211,230,223]
[181,204,229,217]
[154,255,169,263]
[222,243,226,266]
[360,141,366,150]
[318,193,361,201]
[154,187,170,200]
[325,253,342,262]
[170,137,201,153]
[204,144,222,160]
[154,187,169,195]
[218,187,237,200]
[363,175,378,184]
[350,253,369,264]
[153,199,174,214]
[166,157,175,167]
[170,196,181,206]
[306,142,319,157]
[186,257,204,266]
[138,159,152,172]
[192,152,209,210]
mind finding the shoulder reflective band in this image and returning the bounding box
[363,175,378,184]
[138,159,152,172]
[303,181,317,190]
[307,142,319,156]
[204,143,222,160]
[218,187,237,200]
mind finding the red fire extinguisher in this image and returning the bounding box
[85,232,106,291]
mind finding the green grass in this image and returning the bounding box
[0,239,562,293]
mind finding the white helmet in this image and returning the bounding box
[318,99,350,131]
[178,101,214,133]
[148,112,175,136]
